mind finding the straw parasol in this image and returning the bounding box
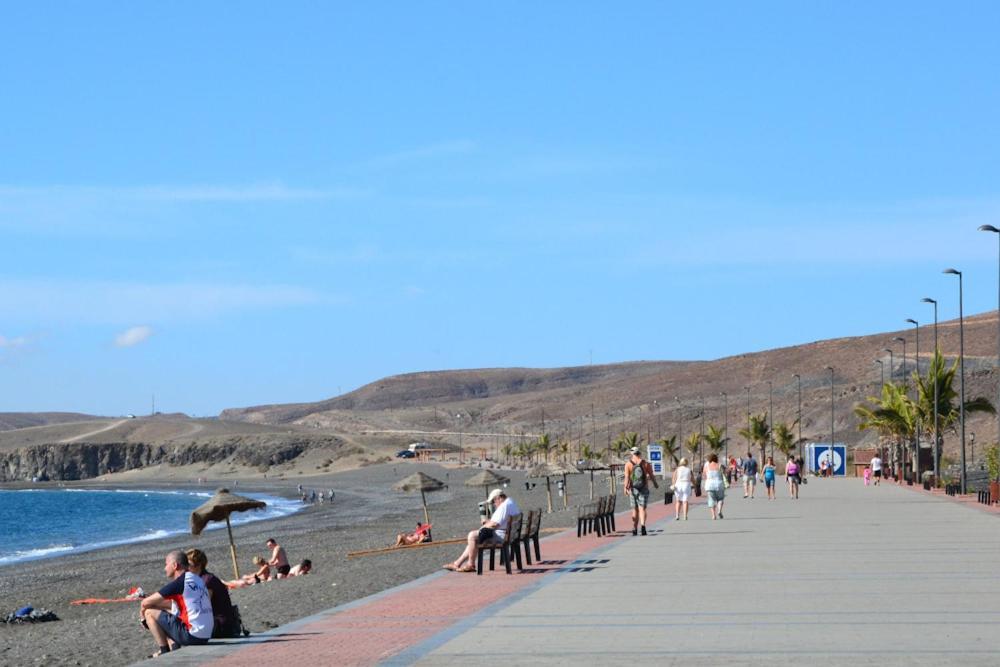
[527,462,579,512]
[576,459,609,500]
[190,488,266,580]
[464,469,511,498]
[394,472,446,525]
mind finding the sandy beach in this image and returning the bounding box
[0,461,608,666]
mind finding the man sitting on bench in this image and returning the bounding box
[443,488,519,572]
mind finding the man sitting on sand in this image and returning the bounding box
[444,489,519,573]
[140,550,213,657]
[266,538,290,578]
[186,549,240,638]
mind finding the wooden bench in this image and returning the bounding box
[524,507,542,563]
[577,496,606,537]
[477,514,523,575]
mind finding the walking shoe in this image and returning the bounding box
[632,528,638,536]
[641,526,647,536]
[718,512,724,519]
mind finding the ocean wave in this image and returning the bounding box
[0,491,305,566]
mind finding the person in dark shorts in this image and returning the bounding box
[870,454,883,485]
[186,549,240,638]
[266,538,291,578]
[140,550,213,657]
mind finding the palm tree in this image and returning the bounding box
[500,444,513,465]
[703,424,728,458]
[580,443,601,462]
[738,412,770,462]
[913,350,995,472]
[855,382,918,475]
[772,422,798,459]
[557,439,570,463]
[685,431,702,463]
[535,433,553,463]
[657,435,679,467]
[612,432,640,459]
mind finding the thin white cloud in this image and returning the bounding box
[366,140,477,167]
[114,326,153,348]
[0,281,327,325]
[0,183,366,203]
[0,334,28,349]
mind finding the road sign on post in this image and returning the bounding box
[647,444,664,478]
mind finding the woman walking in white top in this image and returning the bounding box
[672,458,693,520]
[702,453,726,520]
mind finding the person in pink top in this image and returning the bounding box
[786,457,801,499]
[864,467,872,486]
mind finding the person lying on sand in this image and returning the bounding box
[139,550,213,657]
[225,556,270,589]
[395,522,432,547]
[288,559,312,577]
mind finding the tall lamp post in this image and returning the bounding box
[922,297,940,482]
[792,374,802,458]
[893,336,908,389]
[905,318,921,482]
[699,395,706,467]
[767,380,774,459]
[674,396,682,458]
[884,348,895,384]
[721,392,728,461]
[825,366,835,476]
[875,359,884,387]
[744,385,751,454]
[979,225,1000,459]
[944,268,967,494]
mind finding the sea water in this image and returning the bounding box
[0,488,302,566]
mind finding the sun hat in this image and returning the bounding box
[630,446,641,455]
[487,488,504,502]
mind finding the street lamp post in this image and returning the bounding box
[875,360,884,387]
[767,380,774,459]
[922,297,940,481]
[744,385,751,455]
[721,392,728,461]
[893,336,908,389]
[884,348,895,383]
[793,374,802,458]
[944,268,968,494]
[906,318,921,483]
[979,225,1000,458]
[825,366,835,476]
[700,395,706,468]
[674,396,682,458]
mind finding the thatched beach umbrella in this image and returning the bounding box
[190,488,266,580]
[464,469,511,498]
[527,462,578,513]
[576,459,609,500]
[394,472,446,526]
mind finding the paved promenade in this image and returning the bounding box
[157,479,1000,666]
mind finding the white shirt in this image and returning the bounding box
[871,457,882,472]
[489,497,520,539]
[674,466,692,487]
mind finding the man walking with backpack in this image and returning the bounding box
[624,446,659,536]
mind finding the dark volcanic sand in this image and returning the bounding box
[0,462,611,666]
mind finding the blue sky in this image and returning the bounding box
[2,2,1000,416]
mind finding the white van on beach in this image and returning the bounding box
[408,442,431,453]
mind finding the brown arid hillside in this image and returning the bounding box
[0,412,101,432]
[222,312,1000,462]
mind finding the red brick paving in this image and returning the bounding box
[205,498,678,666]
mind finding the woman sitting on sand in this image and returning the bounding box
[395,522,432,547]
[225,556,270,588]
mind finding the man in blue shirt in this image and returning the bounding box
[741,452,759,499]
